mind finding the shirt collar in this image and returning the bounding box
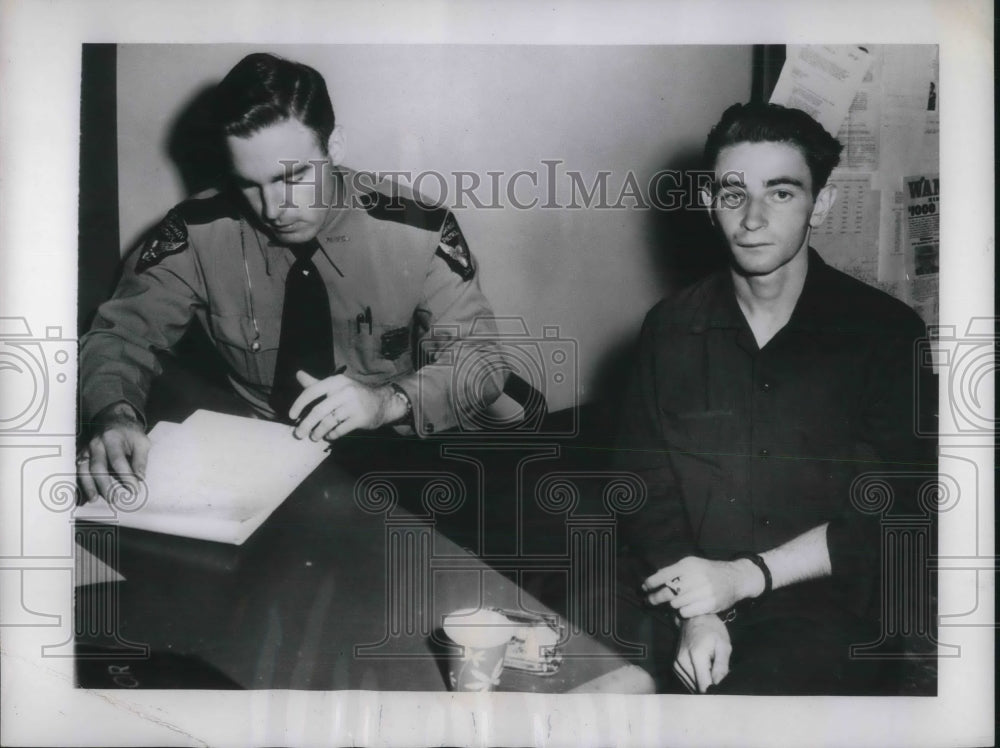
[690,248,835,332]
[784,248,839,332]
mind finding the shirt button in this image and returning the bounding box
[727,496,736,504]
[758,448,769,458]
[760,517,771,527]
[761,381,772,392]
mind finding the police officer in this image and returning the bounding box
[77,53,506,503]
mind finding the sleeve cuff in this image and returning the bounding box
[82,378,148,429]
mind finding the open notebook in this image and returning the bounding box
[74,410,330,545]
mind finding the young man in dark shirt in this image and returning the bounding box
[615,102,935,694]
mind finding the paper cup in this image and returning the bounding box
[442,608,513,692]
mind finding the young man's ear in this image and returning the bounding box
[326,125,346,166]
[808,183,837,228]
[698,187,715,224]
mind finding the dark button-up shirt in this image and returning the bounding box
[616,250,935,622]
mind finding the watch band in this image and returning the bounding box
[733,552,773,597]
[388,382,413,425]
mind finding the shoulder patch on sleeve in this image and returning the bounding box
[360,189,449,232]
[136,209,189,273]
[435,213,475,281]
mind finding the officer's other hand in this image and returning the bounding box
[290,370,395,441]
[642,555,764,619]
[77,402,150,504]
[674,614,732,694]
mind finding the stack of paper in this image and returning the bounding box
[74,410,330,545]
[74,543,126,586]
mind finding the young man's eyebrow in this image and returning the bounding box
[711,174,808,194]
[764,176,806,189]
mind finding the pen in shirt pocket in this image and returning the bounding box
[294,365,348,427]
[355,306,373,334]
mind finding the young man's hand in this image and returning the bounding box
[643,556,765,618]
[77,402,150,504]
[290,370,407,441]
[674,614,732,693]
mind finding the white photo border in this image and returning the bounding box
[0,1,993,746]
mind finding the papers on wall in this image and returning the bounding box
[769,45,872,135]
[874,46,939,301]
[811,170,881,285]
[771,44,939,326]
[74,410,330,545]
[903,173,940,326]
[836,52,882,171]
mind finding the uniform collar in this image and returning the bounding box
[248,168,353,275]
[258,168,352,250]
[314,167,354,251]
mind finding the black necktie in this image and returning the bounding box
[269,240,334,420]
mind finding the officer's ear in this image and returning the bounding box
[326,125,346,166]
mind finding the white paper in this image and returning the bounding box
[921,110,940,171]
[74,411,330,544]
[769,45,872,135]
[73,543,126,587]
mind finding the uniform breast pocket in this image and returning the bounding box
[208,312,280,385]
[342,319,414,379]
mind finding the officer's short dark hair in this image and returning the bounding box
[215,53,335,150]
[704,102,843,195]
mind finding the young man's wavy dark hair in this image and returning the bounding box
[214,53,335,151]
[704,102,843,196]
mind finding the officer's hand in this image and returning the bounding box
[291,370,398,441]
[642,555,765,619]
[674,614,732,693]
[77,402,150,504]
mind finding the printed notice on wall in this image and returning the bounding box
[904,173,940,325]
[836,50,882,170]
[770,45,872,135]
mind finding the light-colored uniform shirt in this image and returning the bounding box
[80,168,506,435]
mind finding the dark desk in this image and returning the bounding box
[75,438,652,693]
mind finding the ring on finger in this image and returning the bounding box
[77,455,90,464]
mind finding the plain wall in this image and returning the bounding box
[116,44,752,411]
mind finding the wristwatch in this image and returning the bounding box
[388,383,413,425]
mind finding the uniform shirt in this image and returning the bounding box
[80,168,506,435]
[616,250,935,622]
